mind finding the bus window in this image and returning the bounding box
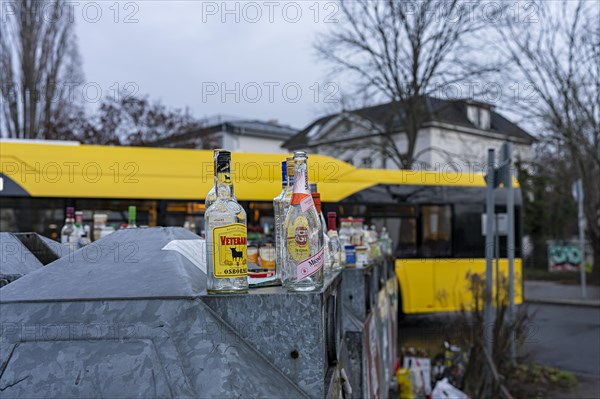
[421,205,452,257]
[396,218,417,258]
[454,204,485,258]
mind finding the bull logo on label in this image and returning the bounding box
[295,226,308,246]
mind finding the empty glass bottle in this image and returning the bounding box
[273,160,288,280]
[312,190,334,276]
[61,207,77,251]
[282,151,324,291]
[327,212,343,272]
[206,150,248,294]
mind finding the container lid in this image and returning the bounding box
[93,214,108,222]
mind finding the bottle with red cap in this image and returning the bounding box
[282,151,324,291]
[327,212,343,272]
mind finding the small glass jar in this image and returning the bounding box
[344,244,356,267]
[352,218,364,246]
[355,246,369,268]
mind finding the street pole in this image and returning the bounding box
[506,142,516,364]
[485,149,495,358]
[495,214,500,308]
[576,180,587,298]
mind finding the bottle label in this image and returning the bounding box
[217,172,232,185]
[287,216,310,261]
[300,195,314,213]
[291,167,310,205]
[297,247,324,280]
[212,223,248,278]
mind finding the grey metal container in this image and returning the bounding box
[340,259,399,398]
[0,227,350,398]
[0,232,61,287]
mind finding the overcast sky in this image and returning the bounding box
[74,1,343,129]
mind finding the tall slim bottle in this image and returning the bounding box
[273,160,287,280]
[61,207,77,251]
[74,211,84,241]
[127,206,137,228]
[312,190,334,276]
[327,212,343,272]
[282,151,324,291]
[206,150,248,293]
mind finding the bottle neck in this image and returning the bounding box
[328,218,337,231]
[216,170,233,199]
[292,161,309,195]
[281,164,287,189]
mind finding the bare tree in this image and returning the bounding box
[497,0,600,271]
[0,0,83,139]
[73,94,212,147]
[315,0,499,168]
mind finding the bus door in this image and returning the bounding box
[393,216,437,313]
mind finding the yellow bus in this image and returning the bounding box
[0,140,522,313]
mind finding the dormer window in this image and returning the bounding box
[467,105,491,130]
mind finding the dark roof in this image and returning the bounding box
[151,119,298,147]
[283,97,536,149]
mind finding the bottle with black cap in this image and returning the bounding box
[205,150,248,293]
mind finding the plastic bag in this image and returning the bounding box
[396,367,413,399]
[431,378,470,399]
[402,357,431,397]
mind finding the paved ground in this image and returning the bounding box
[398,301,600,398]
[547,373,600,399]
[521,282,600,398]
[525,280,600,306]
[521,303,600,375]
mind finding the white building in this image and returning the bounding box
[283,97,535,172]
[152,119,297,153]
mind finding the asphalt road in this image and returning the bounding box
[522,303,600,376]
[398,303,600,375]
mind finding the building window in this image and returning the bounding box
[467,105,491,130]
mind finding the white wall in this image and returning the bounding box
[224,134,288,153]
[292,120,532,172]
[426,127,533,173]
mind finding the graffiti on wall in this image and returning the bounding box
[547,240,586,272]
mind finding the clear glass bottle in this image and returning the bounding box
[61,207,78,251]
[74,211,84,242]
[339,218,352,247]
[127,206,137,228]
[282,151,324,291]
[327,212,343,272]
[206,150,248,294]
[273,160,288,280]
[370,224,381,258]
[380,226,392,256]
[279,157,295,268]
[74,211,90,247]
[312,190,334,276]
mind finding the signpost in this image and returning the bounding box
[484,143,516,365]
[572,179,587,298]
[484,149,495,360]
